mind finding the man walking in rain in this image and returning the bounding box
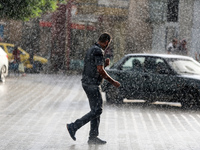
[67,33,120,144]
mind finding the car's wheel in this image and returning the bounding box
[0,65,6,83]
[105,86,123,104]
[181,88,200,109]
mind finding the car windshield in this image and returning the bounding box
[168,58,200,75]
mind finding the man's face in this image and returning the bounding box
[103,40,110,50]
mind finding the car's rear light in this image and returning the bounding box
[6,54,8,58]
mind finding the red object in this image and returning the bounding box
[39,21,52,27]
[13,48,21,62]
[86,25,95,31]
[71,23,96,31]
[71,24,85,30]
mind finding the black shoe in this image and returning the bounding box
[88,137,107,145]
[66,123,76,141]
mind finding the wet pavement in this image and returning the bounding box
[1,74,200,150]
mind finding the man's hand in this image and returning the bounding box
[113,80,120,88]
[105,58,110,67]
[97,65,120,88]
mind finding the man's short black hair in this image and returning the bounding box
[98,33,111,43]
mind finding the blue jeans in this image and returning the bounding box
[73,83,103,137]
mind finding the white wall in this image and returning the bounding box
[191,0,200,58]
[151,24,166,53]
[98,0,129,8]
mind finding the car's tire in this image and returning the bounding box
[181,87,200,109]
[0,65,6,83]
[105,86,123,104]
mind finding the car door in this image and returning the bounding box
[118,56,146,99]
[140,56,159,100]
[154,59,185,102]
[142,57,181,102]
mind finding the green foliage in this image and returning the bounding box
[0,0,66,20]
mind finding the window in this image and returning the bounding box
[155,59,169,74]
[7,46,15,53]
[0,45,4,51]
[143,57,169,74]
[167,0,179,22]
[121,57,145,71]
[0,24,4,38]
[143,57,157,72]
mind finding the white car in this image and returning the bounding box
[0,47,8,82]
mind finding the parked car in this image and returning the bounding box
[101,53,200,108]
[0,47,8,82]
[0,43,48,72]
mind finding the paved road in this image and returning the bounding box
[1,74,200,150]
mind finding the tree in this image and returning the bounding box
[0,0,66,20]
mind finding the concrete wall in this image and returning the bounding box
[191,0,200,57]
[112,21,127,62]
[150,0,198,57]
[5,20,23,45]
[151,24,166,53]
[127,0,153,53]
[39,27,52,57]
[178,0,194,55]
[97,15,127,62]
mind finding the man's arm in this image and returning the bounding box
[97,65,120,88]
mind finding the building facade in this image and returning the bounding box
[127,0,153,53]
[149,0,200,58]
[70,0,129,64]
[1,0,199,72]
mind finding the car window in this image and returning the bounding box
[144,57,169,74]
[155,59,169,74]
[0,45,4,51]
[144,57,157,72]
[121,57,145,71]
[7,46,15,53]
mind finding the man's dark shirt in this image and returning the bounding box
[81,43,105,86]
